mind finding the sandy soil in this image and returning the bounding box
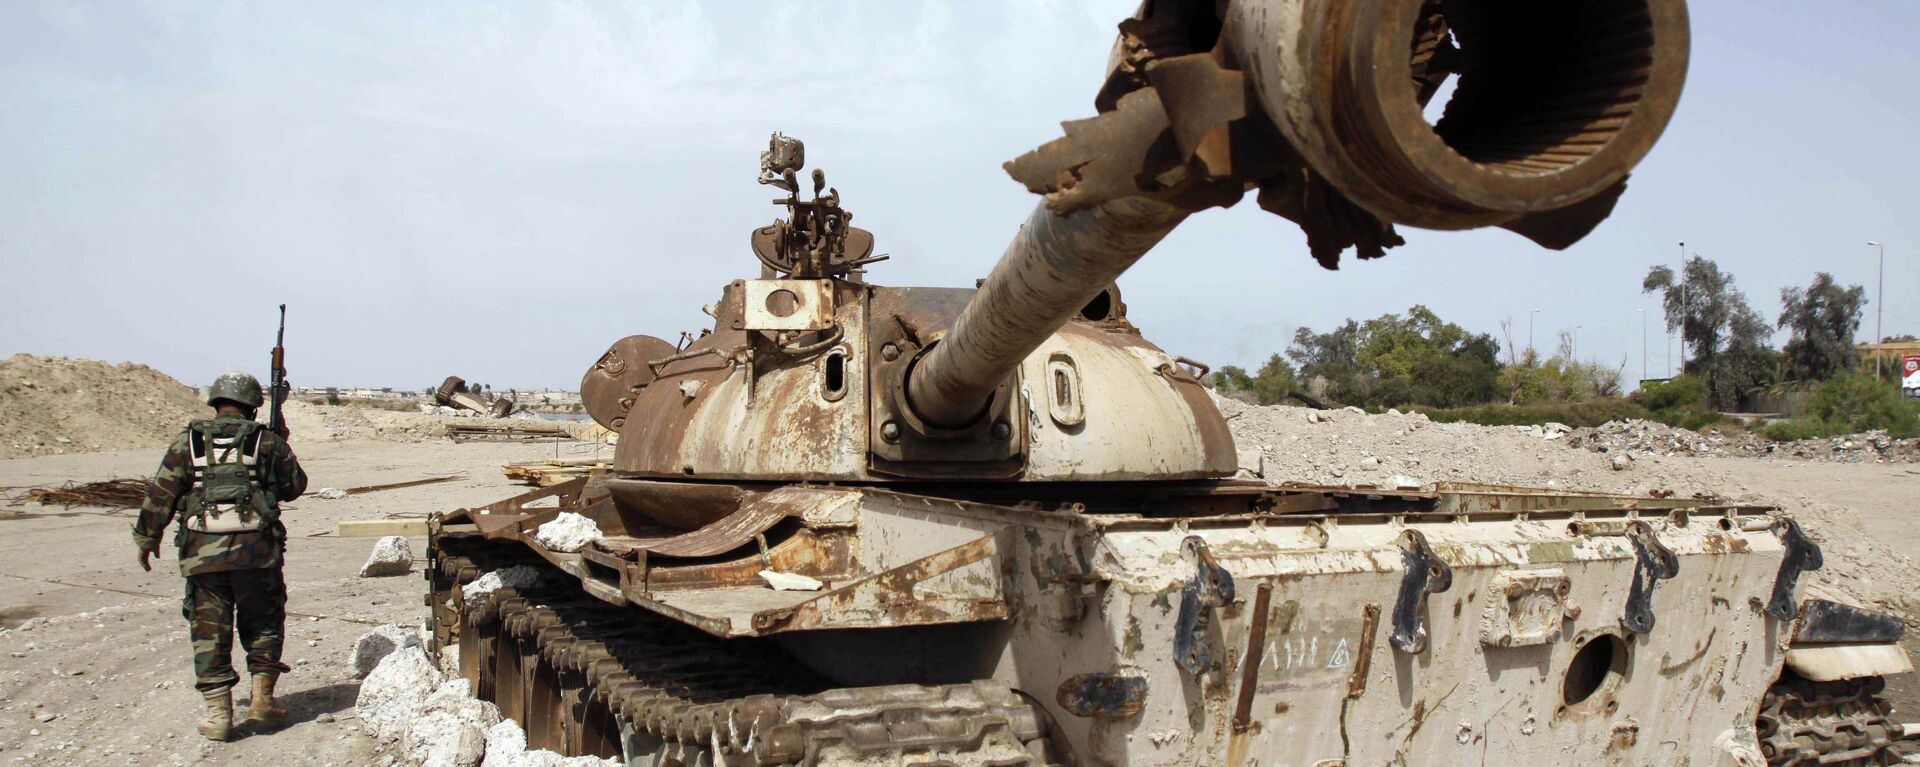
[0,356,204,460]
[0,438,609,766]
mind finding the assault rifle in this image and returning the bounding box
[267,304,289,438]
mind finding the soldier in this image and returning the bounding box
[132,371,307,741]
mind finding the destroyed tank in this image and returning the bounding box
[425,1,1916,764]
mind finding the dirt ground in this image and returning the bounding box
[0,438,608,766]
[1688,456,1920,719]
[0,412,1915,765]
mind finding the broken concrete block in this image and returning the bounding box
[533,512,602,553]
[359,535,413,577]
[460,565,546,603]
[350,624,423,680]
[357,646,444,743]
[403,678,501,767]
[759,570,824,591]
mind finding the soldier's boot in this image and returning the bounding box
[247,673,289,723]
[197,688,233,741]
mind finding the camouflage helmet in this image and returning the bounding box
[206,370,265,408]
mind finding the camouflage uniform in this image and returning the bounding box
[133,412,307,693]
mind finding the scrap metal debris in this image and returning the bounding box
[15,479,148,510]
[435,375,516,418]
[444,422,571,443]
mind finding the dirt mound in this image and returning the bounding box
[1216,393,1724,497]
[282,400,451,442]
[1220,394,1920,618]
[0,354,208,460]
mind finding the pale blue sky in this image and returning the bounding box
[3,1,1916,390]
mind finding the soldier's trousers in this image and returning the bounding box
[182,567,291,693]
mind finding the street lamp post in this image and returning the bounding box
[1676,241,1686,374]
[1638,308,1647,383]
[1869,240,1884,379]
[1529,308,1541,359]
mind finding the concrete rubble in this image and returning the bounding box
[351,624,425,679]
[461,565,546,602]
[358,647,616,767]
[1568,419,1920,463]
[479,720,620,767]
[759,569,824,591]
[532,513,602,553]
[360,535,415,577]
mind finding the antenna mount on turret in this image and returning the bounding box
[751,132,883,280]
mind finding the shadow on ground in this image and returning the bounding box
[234,681,360,739]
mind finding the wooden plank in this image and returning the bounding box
[337,519,477,537]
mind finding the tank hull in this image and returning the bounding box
[426,480,1907,765]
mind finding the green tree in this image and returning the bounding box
[1764,373,1919,439]
[1288,306,1500,408]
[1288,320,1365,404]
[1209,355,1299,405]
[1778,272,1865,382]
[1643,256,1775,409]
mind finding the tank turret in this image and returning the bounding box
[581,0,1692,512]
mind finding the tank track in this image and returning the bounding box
[1756,671,1903,766]
[428,547,1057,766]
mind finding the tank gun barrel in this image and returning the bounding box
[908,198,1186,428]
[905,0,1688,431]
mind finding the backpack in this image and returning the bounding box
[177,419,279,535]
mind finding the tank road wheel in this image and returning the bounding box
[493,605,531,725]
[1756,671,1902,766]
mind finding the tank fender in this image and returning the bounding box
[1785,598,1913,682]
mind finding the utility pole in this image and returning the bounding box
[1869,240,1885,379]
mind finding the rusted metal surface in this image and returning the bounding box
[443,421,569,442]
[579,334,675,431]
[406,2,1920,764]
[432,466,1906,765]
[902,196,1186,431]
[1232,581,1274,732]
[998,0,1691,270]
[1057,672,1150,720]
[435,374,514,417]
[1756,673,1904,764]
[1768,517,1825,621]
[1793,599,1906,645]
[431,576,1052,764]
[1387,528,1451,652]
